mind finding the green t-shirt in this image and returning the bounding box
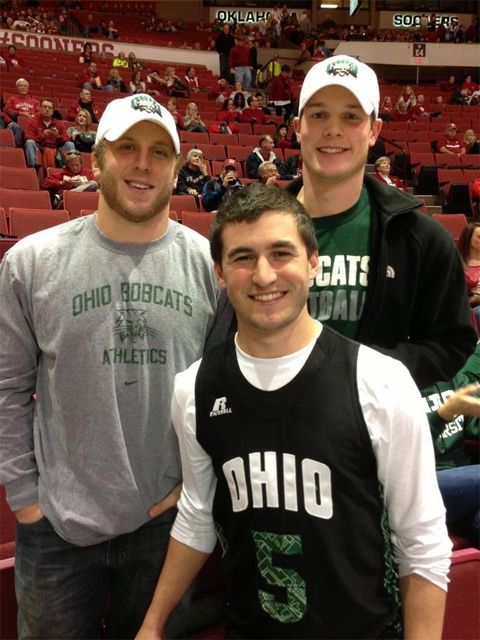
[308,186,371,340]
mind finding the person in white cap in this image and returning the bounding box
[0,93,232,639]
[287,55,476,389]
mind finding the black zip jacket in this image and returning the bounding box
[287,174,477,388]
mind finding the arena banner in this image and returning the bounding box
[379,11,471,30]
[0,29,115,54]
[208,7,273,24]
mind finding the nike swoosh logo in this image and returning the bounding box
[124,381,139,386]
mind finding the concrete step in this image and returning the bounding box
[415,194,441,206]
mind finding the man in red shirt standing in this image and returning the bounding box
[269,64,294,123]
[24,98,74,167]
[229,35,252,90]
[438,123,466,155]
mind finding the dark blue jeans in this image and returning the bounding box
[15,508,188,639]
[436,464,480,532]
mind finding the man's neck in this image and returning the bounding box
[299,170,364,217]
[236,311,319,358]
[95,204,169,244]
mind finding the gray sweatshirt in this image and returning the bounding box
[0,215,232,546]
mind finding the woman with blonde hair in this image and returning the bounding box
[463,129,479,154]
[184,102,208,133]
[67,109,96,152]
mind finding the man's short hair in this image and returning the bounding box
[16,77,29,87]
[259,135,273,145]
[281,65,290,73]
[247,95,255,107]
[210,183,317,264]
[258,161,275,175]
[40,98,54,108]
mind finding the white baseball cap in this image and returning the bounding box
[96,94,180,154]
[298,55,380,119]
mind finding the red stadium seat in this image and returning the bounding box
[0,167,38,190]
[442,548,480,640]
[0,207,8,236]
[0,129,15,147]
[63,190,99,220]
[0,188,51,214]
[9,208,70,239]
[432,213,468,246]
[182,211,215,239]
[0,148,27,168]
[170,194,199,213]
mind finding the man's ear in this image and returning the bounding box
[369,118,383,148]
[309,250,319,280]
[214,262,226,288]
[91,153,101,181]
[292,116,301,142]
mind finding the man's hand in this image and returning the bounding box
[437,382,480,421]
[148,483,182,518]
[15,502,43,524]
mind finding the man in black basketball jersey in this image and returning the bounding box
[137,184,451,640]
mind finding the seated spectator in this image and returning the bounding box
[215,78,231,103]
[421,342,479,539]
[391,100,416,122]
[202,159,243,212]
[372,156,408,191]
[106,68,127,93]
[396,85,416,109]
[164,66,188,96]
[241,95,269,125]
[232,91,247,112]
[410,94,433,119]
[5,44,23,68]
[82,62,111,92]
[41,150,98,207]
[296,42,312,64]
[461,75,479,96]
[255,93,271,115]
[217,98,241,123]
[458,223,480,330]
[184,67,204,94]
[2,77,38,145]
[284,152,302,178]
[379,95,394,121]
[128,52,143,70]
[104,20,119,40]
[144,70,166,98]
[312,41,330,60]
[274,123,292,150]
[67,89,102,124]
[129,70,146,95]
[67,110,96,153]
[195,19,211,32]
[269,65,294,123]
[79,43,93,65]
[258,161,280,186]
[165,97,184,130]
[113,51,129,68]
[464,129,479,154]
[438,123,466,155]
[24,98,74,168]
[175,149,211,197]
[183,102,208,133]
[245,135,286,179]
[451,87,473,106]
[84,14,99,37]
[229,82,250,102]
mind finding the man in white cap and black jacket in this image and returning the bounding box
[0,94,232,639]
[287,55,476,389]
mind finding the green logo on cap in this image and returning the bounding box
[130,95,162,116]
[326,59,358,78]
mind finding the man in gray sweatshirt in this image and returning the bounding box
[0,94,232,639]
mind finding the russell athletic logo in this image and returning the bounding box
[210,397,232,417]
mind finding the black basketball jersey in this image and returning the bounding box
[195,327,400,639]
